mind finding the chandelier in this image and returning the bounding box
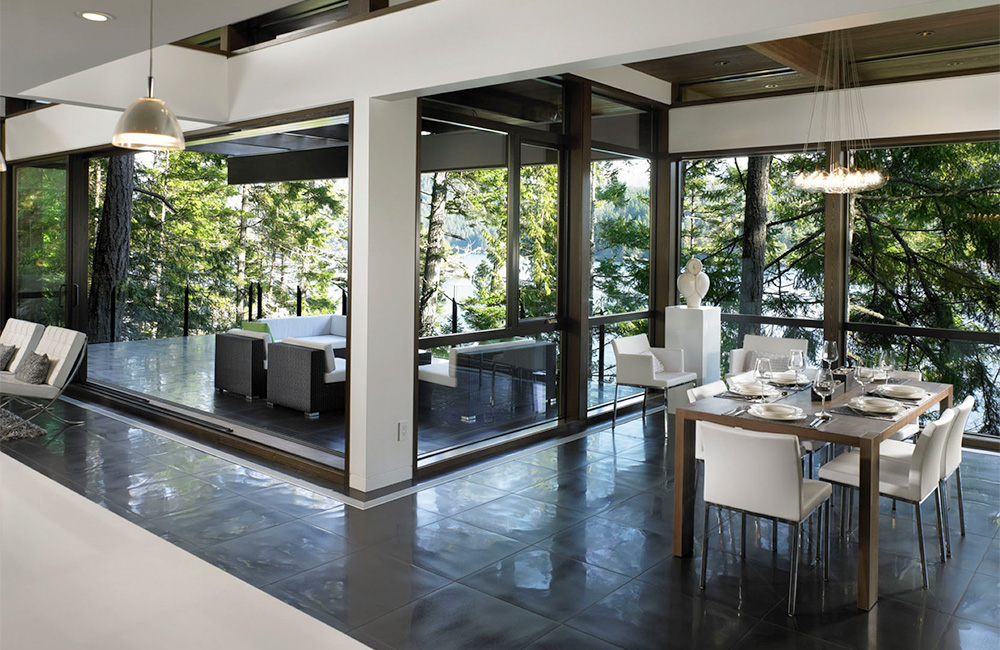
[791,30,885,194]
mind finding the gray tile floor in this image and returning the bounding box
[3,398,998,650]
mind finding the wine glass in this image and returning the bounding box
[855,364,875,395]
[814,368,836,419]
[789,349,806,382]
[877,352,894,386]
[754,358,772,403]
[821,341,839,369]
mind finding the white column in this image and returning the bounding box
[348,96,418,492]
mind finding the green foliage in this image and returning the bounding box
[14,165,68,324]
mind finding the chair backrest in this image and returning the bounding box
[611,334,651,357]
[743,334,808,356]
[0,318,45,373]
[33,326,87,389]
[891,370,922,381]
[943,396,975,477]
[908,407,956,500]
[687,380,727,402]
[700,421,804,521]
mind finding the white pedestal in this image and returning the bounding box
[665,305,721,385]
[664,305,721,415]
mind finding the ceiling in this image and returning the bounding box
[628,6,1000,103]
[0,0,293,96]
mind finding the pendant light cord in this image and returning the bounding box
[147,0,154,98]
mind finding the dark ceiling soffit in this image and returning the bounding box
[228,146,348,184]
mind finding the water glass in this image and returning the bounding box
[814,368,835,418]
[821,341,839,368]
[754,358,772,402]
[789,349,806,379]
[856,365,875,393]
[877,352,894,385]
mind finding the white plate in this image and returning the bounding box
[770,371,807,385]
[748,404,807,420]
[848,396,901,415]
[732,382,780,397]
[876,384,927,399]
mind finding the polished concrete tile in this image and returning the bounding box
[730,621,851,650]
[460,547,631,622]
[305,500,443,547]
[518,446,608,472]
[953,572,1000,628]
[452,494,590,544]
[935,616,1000,650]
[374,518,527,580]
[524,625,625,650]
[143,495,294,548]
[353,582,556,650]
[465,460,560,492]
[244,483,343,518]
[413,478,507,517]
[538,516,672,577]
[195,463,285,495]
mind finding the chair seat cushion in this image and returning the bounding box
[15,352,50,385]
[652,370,698,388]
[282,337,336,373]
[818,450,913,500]
[0,374,60,399]
[418,358,458,387]
[322,358,347,384]
[297,334,347,349]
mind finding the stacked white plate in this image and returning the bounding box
[848,396,902,415]
[875,384,929,400]
[731,382,780,397]
[770,371,808,385]
[748,403,807,420]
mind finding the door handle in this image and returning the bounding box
[58,284,66,308]
[73,283,80,307]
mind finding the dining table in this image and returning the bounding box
[673,375,953,611]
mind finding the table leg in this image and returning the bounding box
[857,438,879,610]
[673,412,697,557]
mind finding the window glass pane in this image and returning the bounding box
[419,126,509,335]
[591,93,650,150]
[16,162,67,325]
[720,321,823,376]
[417,334,560,458]
[588,318,648,409]
[519,144,559,319]
[590,155,650,316]
[849,142,1000,333]
[681,153,825,321]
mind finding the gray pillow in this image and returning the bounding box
[745,349,791,373]
[0,344,16,371]
[15,352,50,385]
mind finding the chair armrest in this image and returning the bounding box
[616,353,656,385]
[651,347,684,372]
[729,348,748,375]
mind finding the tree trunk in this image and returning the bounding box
[88,154,135,343]
[738,155,771,341]
[419,173,447,336]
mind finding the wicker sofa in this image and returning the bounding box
[266,338,346,418]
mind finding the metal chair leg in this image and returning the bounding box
[940,479,952,558]
[700,505,711,590]
[956,468,966,536]
[839,486,846,539]
[848,488,854,533]
[824,501,831,582]
[788,521,801,617]
[934,489,946,563]
[915,502,928,589]
[772,517,778,552]
[611,384,619,431]
[741,512,747,558]
[642,388,648,421]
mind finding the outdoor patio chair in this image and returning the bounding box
[0,325,87,427]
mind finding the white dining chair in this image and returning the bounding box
[686,381,728,463]
[818,407,956,588]
[610,334,696,431]
[887,369,924,441]
[699,422,832,616]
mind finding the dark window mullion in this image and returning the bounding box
[507,134,521,328]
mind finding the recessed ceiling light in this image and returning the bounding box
[945,61,965,66]
[916,30,935,37]
[714,60,729,67]
[764,83,779,89]
[78,11,114,22]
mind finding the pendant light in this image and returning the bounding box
[111,0,185,151]
[790,30,884,194]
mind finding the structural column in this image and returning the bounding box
[348,96,419,492]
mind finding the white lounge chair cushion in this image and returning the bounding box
[0,318,45,373]
[651,369,698,389]
[0,374,60,399]
[323,358,347,384]
[33,326,86,389]
[418,357,458,387]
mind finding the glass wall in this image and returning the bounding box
[681,152,826,370]
[848,141,1000,436]
[15,161,68,326]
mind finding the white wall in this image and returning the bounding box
[669,73,1000,154]
[348,96,419,492]
[4,104,213,161]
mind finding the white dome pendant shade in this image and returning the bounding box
[112,81,185,151]
[111,0,185,152]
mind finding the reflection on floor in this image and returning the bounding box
[3,398,997,649]
[88,335,644,458]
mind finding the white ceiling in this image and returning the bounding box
[0,0,292,97]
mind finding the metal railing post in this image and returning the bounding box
[257,283,263,319]
[296,285,302,317]
[247,283,253,321]
[183,284,190,337]
[598,323,606,385]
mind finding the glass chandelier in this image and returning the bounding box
[111,0,185,151]
[791,30,884,194]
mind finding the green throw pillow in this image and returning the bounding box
[241,321,272,338]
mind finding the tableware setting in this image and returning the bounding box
[746,403,808,421]
[847,395,903,415]
[730,381,781,397]
[873,383,929,400]
[769,370,809,386]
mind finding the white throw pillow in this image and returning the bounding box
[639,349,665,374]
[746,349,790,373]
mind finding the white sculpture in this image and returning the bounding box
[677,258,710,308]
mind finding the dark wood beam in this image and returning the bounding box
[220,25,248,53]
[348,0,389,16]
[433,88,560,125]
[749,37,832,88]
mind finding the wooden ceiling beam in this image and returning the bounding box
[749,37,832,88]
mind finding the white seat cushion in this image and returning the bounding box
[282,337,336,373]
[0,374,60,399]
[296,334,347,349]
[227,329,271,357]
[322,358,347,384]
[652,370,697,389]
[418,358,458,387]
[818,450,914,500]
